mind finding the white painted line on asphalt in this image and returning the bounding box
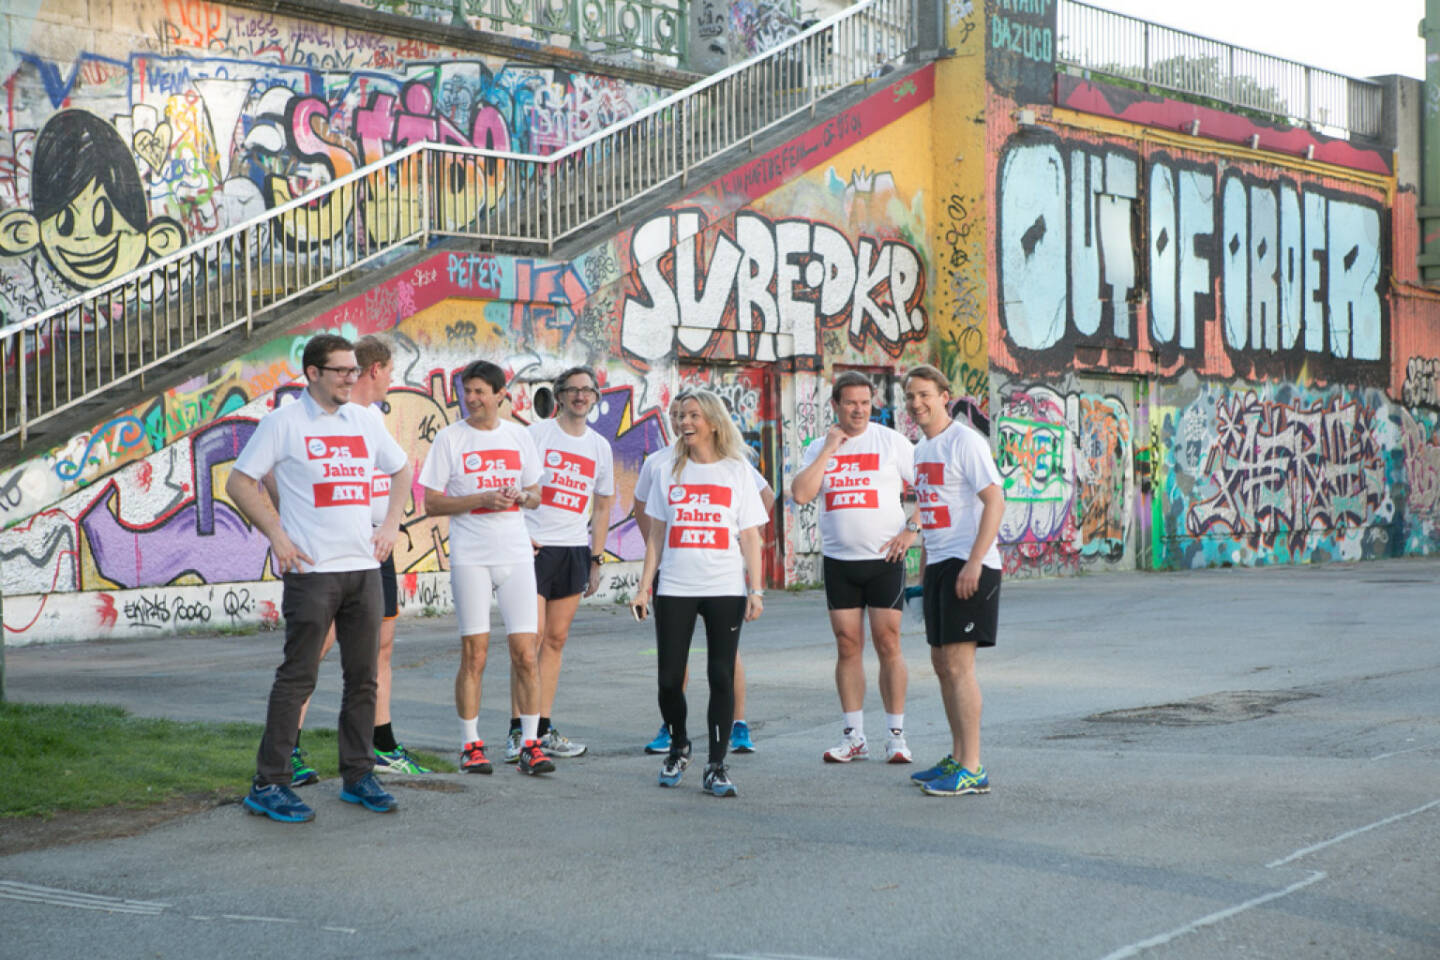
[1095,870,1327,960]
[1,879,356,934]
[0,881,169,915]
[1266,797,1440,868]
[711,954,857,960]
[1098,795,1440,958]
[1370,742,1434,761]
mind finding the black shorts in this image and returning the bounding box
[534,545,590,600]
[922,556,1001,647]
[823,556,906,611]
[380,553,398,620]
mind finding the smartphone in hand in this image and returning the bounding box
[631,600,647,622]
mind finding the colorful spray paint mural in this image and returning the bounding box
[987,61,1435,574]
[0,0,664,321]
[3,66,939,642]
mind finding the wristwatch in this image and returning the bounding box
[590,554,603,565]
[749,589,765,598]
[905,519,922,533]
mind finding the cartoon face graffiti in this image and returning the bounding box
[0,111,185,291]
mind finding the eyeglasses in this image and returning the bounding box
[320,365,362,380]
[560,386,598,397]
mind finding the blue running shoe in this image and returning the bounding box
[702,762,737,797]
[244,781,315,823]
[729,720,755,753]
[644,724,672,755]
[340,772,399,812]
[658,743,691,787]
[910,755,956,787]
[921,763,990,797]
[289,747,319,787]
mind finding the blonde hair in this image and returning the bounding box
[670,388,749,478]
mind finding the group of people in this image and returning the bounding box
[226,334,1004,822]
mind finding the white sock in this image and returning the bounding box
[520,713,540,743]
[843,710,865,740]
[460,716,479,745]
[885,713,905,734]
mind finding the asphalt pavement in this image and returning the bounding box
[2,558,1438,959]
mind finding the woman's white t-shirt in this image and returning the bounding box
[419,418,541,566]
[644,456,768,597]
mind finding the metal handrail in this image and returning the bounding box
[1,0,913,448]
[1056,0,1383,139]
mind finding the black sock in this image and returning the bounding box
[373,722,397,753]
[294,729,302,748]
[538,716,551,737]
[509,717,521,734]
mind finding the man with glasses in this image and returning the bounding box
[503,366,615,762]
[286,336,431,787]
[226,334,413,822]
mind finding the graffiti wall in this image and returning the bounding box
[607,67,937,583]
[986,69,1438,573]
[0,0,664,322]
[2,66,937,643]
[689,0,805,74]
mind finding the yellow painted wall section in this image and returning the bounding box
[929,2,990,408]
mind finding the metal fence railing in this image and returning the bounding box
[0,0,913,449]
[1056,0,1383,140]
[355,0,733,68]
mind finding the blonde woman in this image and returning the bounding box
[633,390,767,797]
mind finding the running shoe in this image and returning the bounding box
[517,739,555,775]
[910,754,956,787]
[540,728,587,758]
[658,742,691,788]
[244,781,315,823]
[884,731,913,764]
[504,728,523,764]
[374,743,431,775]
[702,762,737,798]
[289,747,319,787]
[460,740,493,774]
[339,772,399,813]
[921,763,990,797]
[644,724,672,755]
[822,730,868,763]
[729,720,756,753]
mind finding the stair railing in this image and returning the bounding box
[0,0,913,448]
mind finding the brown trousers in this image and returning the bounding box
[255,568,382,786]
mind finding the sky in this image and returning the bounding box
[1089,0,1427,80]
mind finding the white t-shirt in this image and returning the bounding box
[644,457,769,597]
[798,423,915,560]
[524,418,615,547]
[418,418,542,566]
[233,390,406,573]
[366,406,397,528]
[636,445,771,507]
[913,420,1004,569]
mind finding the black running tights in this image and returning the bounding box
[653,594,745,764]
